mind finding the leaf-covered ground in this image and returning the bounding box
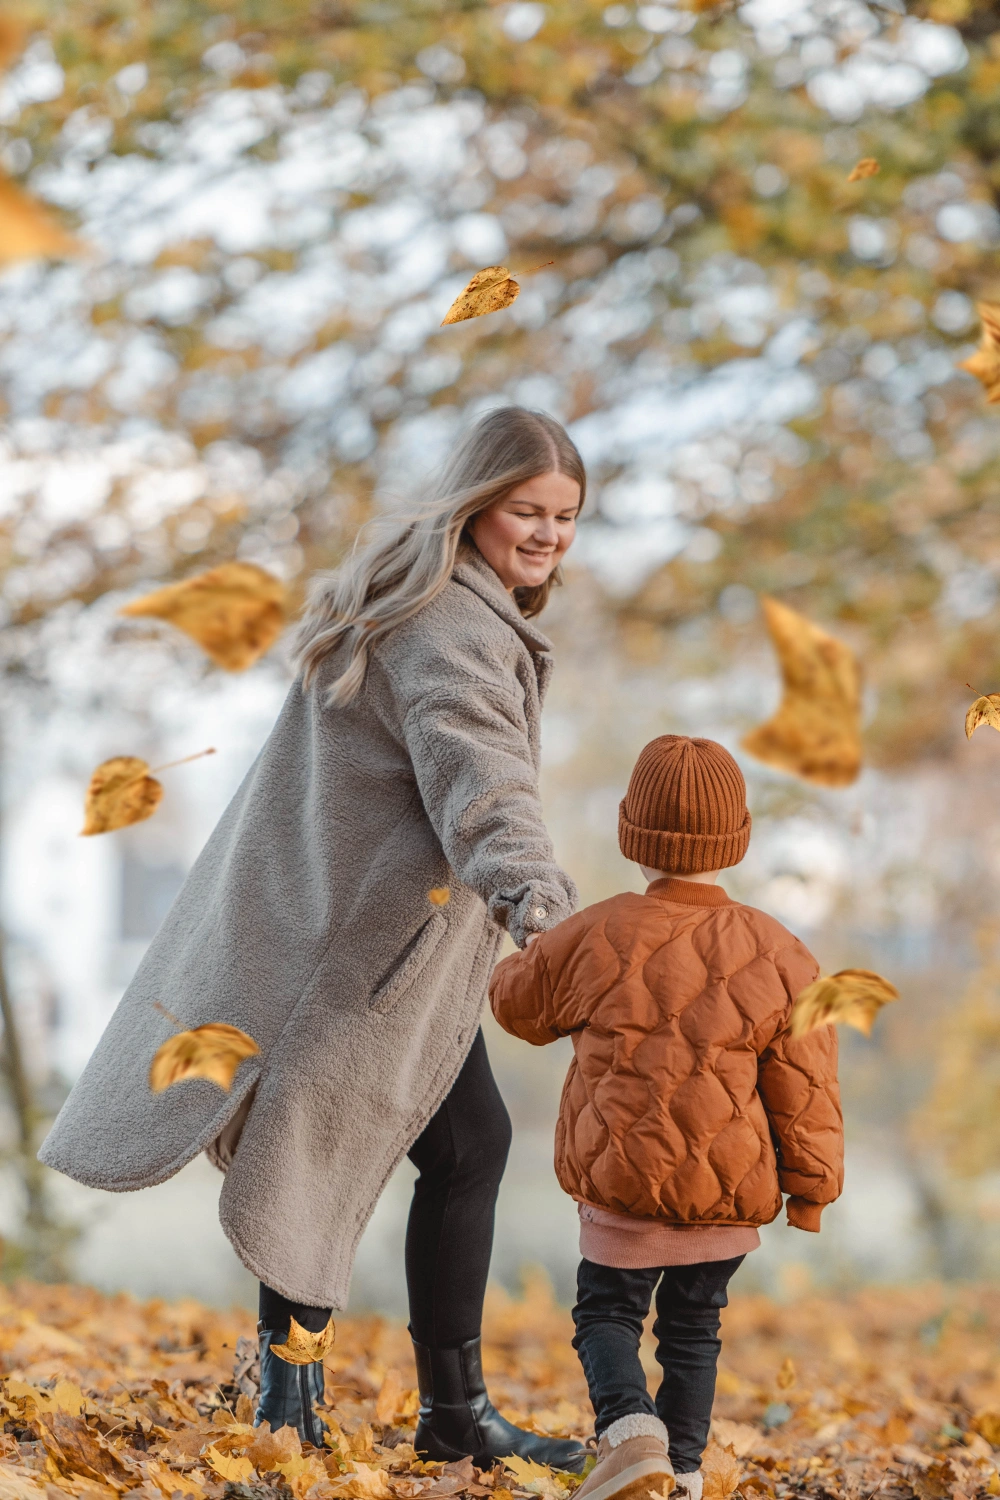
[0,1275,999,1500]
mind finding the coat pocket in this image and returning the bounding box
[370,912,449,1014]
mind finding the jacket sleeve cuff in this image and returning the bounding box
[786,1197,824,1232]
[492,882,575,949]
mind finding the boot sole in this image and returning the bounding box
[577,1459,676,1500]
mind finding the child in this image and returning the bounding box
[490,735,843,1500]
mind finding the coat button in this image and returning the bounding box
[534,906,547,920]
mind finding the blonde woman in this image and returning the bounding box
[41,406,588,1469]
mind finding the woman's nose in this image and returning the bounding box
[533,517,559,545]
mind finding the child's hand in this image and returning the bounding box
[525,934,538,946]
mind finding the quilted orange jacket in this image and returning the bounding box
[490,878,843,1233]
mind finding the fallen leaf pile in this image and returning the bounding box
[790,969,900,1039]
[741,597,863,788]
[1,1273,1000,1500]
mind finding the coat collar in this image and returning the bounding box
[646,878,732,908]
[452,542,554,657]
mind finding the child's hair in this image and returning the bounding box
[294,406,585,706]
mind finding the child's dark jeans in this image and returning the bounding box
[571,1255,745,1473]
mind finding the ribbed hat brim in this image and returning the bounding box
[618,804,752,873]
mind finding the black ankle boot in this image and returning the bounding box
[413,1336,587,1473]
[255,1324,326,1446]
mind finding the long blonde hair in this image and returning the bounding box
[295,406,586,705]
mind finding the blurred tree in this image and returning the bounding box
[2,0,1000,763]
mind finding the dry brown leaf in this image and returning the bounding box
[335,1465,394,1499]
[789,968,899,1039]
[148,1022,260,1094]
[427,888,451,907]
[234,1394,255,1425]
[441,267,519,325]
[701,1442,742,1500]
[0,173,80,265]
[375,1370,404,1426]
[847,157,879,181]
[959,303,1000,403]
[270,1313,336,1366]
[709,1420,760,1458]
[80,758,163,837]
[203,1448,254,1484]
[972,1411,1000,1446]
[38,1414,136,1490]
[966,692,1000,739]
[142,1460,206,1498]
[247,1424,300,1472]
[776,1357,796,1390]
[119,562,287,671]
[741,596,862,787]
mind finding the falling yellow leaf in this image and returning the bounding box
[789,968,899,1040]
[428,887,451,906]
[741,597,861,788]
[203,1448,255,1484]
[441,266,520,325]
[81,748,215,836]
[0,174,80,265]
[81,757,163,836]
[776,1357,796,1390]
[701,1442,743,1500]
[149,1022,260,1094]
[847,158,879,182]
[269,1313,336,1366]
[120,562,287,671]
[959,303,1000,403]
[966,692,1000,738]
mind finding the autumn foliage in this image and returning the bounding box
[0,1275,999,1500]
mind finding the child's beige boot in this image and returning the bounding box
[575,1415,674,1500]
[672,1473,703,1500]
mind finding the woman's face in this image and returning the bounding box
[469,471,581,592]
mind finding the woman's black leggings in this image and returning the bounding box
[258,1029,512,1347]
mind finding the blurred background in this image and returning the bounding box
[2,0,1000,1313]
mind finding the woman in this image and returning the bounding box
[40,406,587,1469]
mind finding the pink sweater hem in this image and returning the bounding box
[578,1202,761,1269]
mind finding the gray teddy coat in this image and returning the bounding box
[39,546,577,1308]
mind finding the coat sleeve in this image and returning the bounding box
[756,939,844,1232]
[489,908,597,1042]
[373,637,577,949]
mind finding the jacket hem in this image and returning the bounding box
[37,1061,263,1193]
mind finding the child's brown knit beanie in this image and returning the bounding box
[618,735,751,874]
